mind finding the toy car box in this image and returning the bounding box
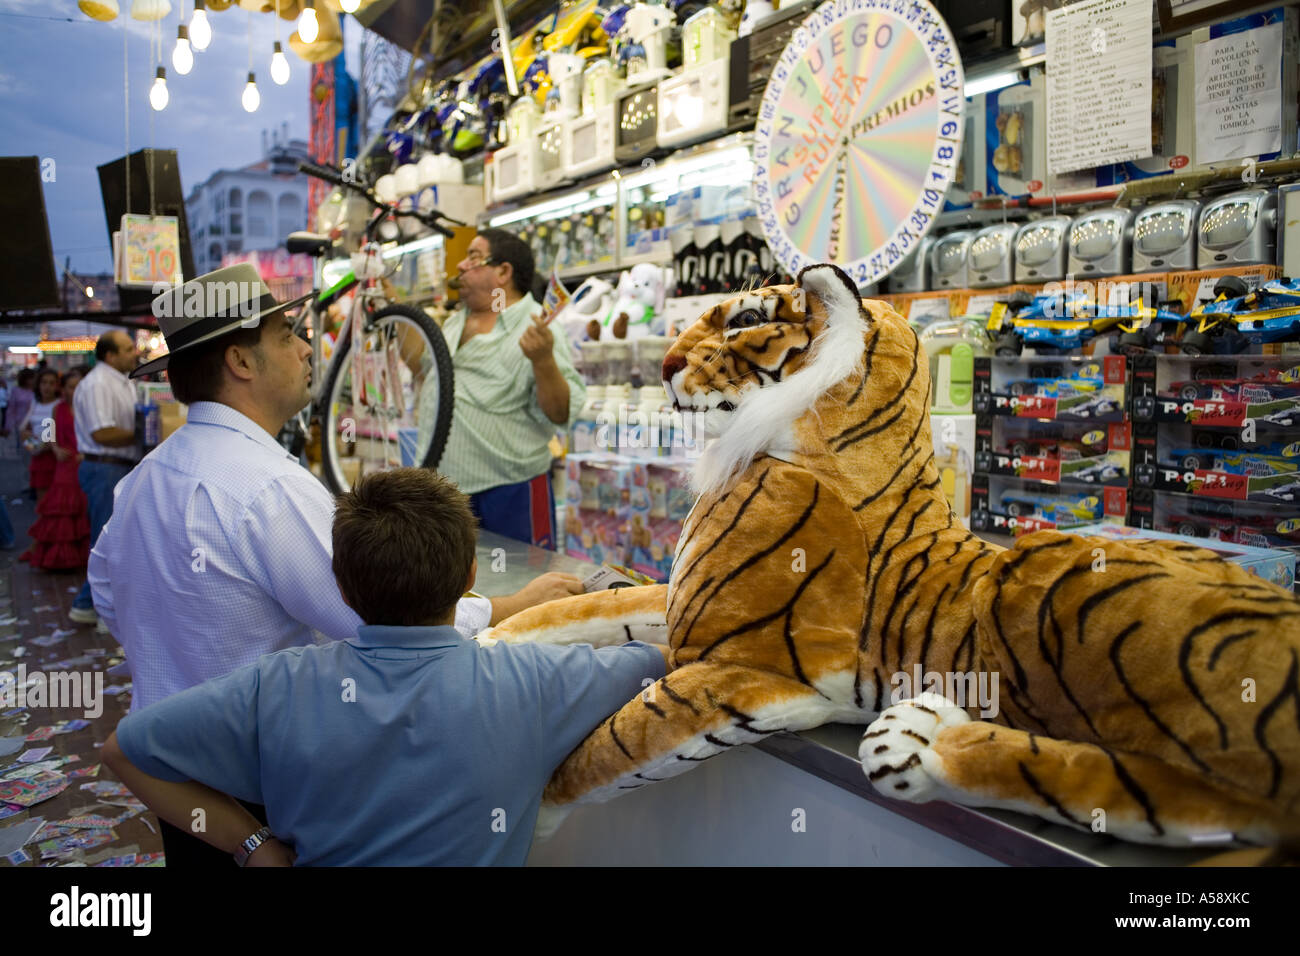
[1130,354,1300,426]
[1131,487,1300,552]
[974,355,1127,422]
[1132,418,1300,503]
[971,473,1127,536]
[976,419,1130,486]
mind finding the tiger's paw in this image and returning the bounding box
[858,693,970,803]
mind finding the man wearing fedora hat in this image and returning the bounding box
[88,266,579,865]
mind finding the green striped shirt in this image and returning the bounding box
[427,293,586,495]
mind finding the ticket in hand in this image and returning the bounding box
[581,565,655,592]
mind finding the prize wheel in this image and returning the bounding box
[753,0,964,288]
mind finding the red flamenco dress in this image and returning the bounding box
[22,401,90,570]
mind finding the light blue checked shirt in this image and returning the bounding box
[88,401,493,713]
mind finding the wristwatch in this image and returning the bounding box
[234,826,273,867]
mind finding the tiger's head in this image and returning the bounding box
[663,263,930,499]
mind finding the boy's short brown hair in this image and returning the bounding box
[332,469,478,626]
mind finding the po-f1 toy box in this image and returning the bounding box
[1065,523,1296,590]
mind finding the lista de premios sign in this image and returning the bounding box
[754,0,964,288]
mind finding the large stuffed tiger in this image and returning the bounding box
[483,263,1300,848]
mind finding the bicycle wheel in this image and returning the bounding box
[319,302,454,494]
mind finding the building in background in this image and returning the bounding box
[185,126,311,276]
[60,271,119,315]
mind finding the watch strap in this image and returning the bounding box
[234,826,273,867]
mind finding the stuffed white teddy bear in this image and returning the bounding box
[595,263,667,340]
[739,0,775,37]
[558,276,617,349]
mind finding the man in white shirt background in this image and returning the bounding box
[88,266,580,865]
[69,330,140,626]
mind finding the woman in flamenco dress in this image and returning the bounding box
[22,367,90,571]
[20,368,61,503]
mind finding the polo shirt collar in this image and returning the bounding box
[350,624,467,649]
[186,401,294,458]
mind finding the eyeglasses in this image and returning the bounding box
[463,251,498,267]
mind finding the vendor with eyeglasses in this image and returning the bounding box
[421,228,585,552]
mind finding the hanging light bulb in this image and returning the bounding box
[190,0,211,50]
[172,24,194,74]
[78,0,120,21]
[271,40,290,85]
[150,66,169,111]
[242,71,261,113]
[131,0,171,21]
[298,0,318,43]
[339,0,360,12]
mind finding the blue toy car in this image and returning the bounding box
[1163,446,1298,476]
[1003,362,1104,397]
[1179,276,1300,355]
[1000,490,1103,523]
[988,290,1185,356]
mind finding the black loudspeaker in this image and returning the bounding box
[97,148,196,311]
[934,0,1012,57]
[0,157,60,312]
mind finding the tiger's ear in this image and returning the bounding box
[796,264,866,323]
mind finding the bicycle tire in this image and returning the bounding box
[319,302,454,494]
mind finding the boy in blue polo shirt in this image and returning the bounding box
[103,468,666,866]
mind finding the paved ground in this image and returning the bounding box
[0,445,164,866]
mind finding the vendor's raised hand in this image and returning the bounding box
[519,313,555,365]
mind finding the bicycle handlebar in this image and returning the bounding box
[297,159,350,190]
[297,161,461,239]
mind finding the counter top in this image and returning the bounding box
[475,531,1226,866]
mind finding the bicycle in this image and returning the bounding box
[284,160,459,494]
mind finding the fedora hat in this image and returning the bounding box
[133,263,312,379]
